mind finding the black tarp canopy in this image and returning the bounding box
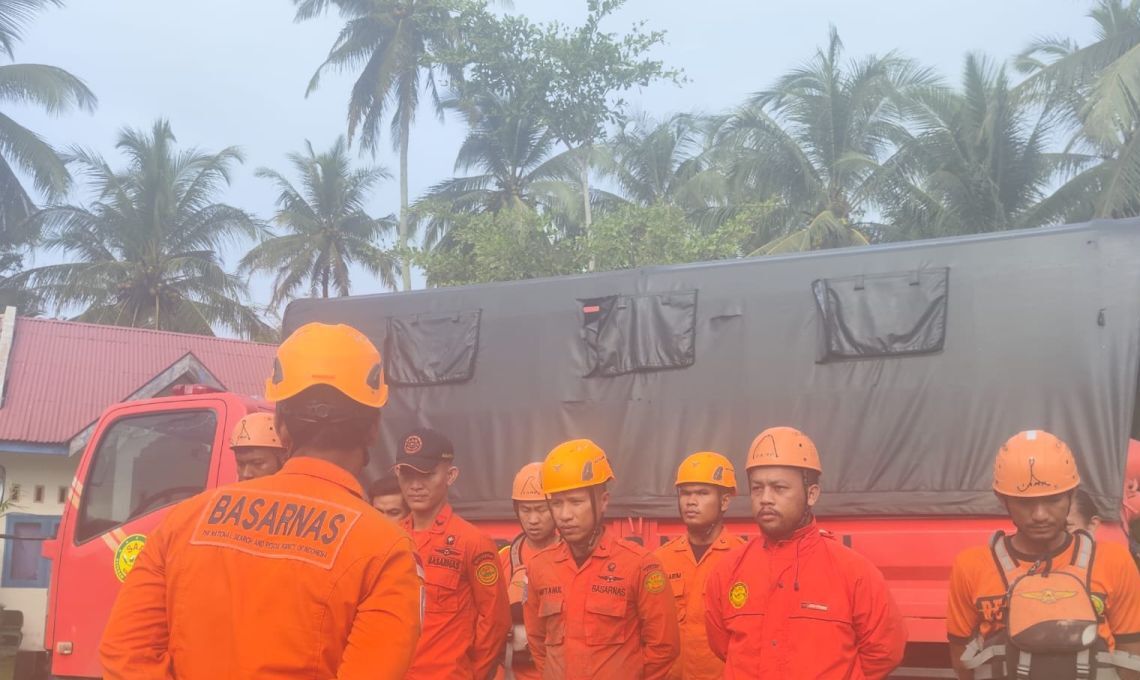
[282,218,1140,520]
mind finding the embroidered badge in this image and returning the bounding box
[476,562,500,586]
[1019,589,1077,605]
[113,534,147,582]
[729,581,749,609]
[1092,594,1106,616]
[645,569,666,594]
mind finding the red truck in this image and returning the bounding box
[39,218,1140,678]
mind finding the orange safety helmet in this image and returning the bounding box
[230,412,284,450]
[512,462,546,502]
[746,426,822,474]
[265,322,388,408]
[675,451,737,493]
[541,439,615,496]
[993,429,1080,498]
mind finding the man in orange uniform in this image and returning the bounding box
[704,426,906,679]
[948,430,1140,679]
[396,427,511,680]
[230,412,288,481]
[371,473,410,521]
[499,462,560,680]
[100,322,422,679]
[524,439,680,679]
[655,452,746,680]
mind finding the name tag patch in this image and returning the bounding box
[190,489,361,569]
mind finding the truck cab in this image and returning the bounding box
[41,387,265,679]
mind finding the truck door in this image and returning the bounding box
[46,399,228,678]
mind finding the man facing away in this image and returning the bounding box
[100,322,422,679]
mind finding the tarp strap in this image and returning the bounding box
[963,643,1140,678]
[1075,531,1094,570]
[1077,648,1092,679]
[1101,650,1140,672]
[1016,650,1032,679]
[961,639,1003,669]
[992,532,1016,577]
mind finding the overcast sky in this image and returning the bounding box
[12,0,1094,316]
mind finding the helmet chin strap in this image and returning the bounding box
[569,486,605,557]
[585,486,605,548]
[689,501,726,543]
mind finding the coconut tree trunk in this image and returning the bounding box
[581,145,594,271]
[399,114,412,291]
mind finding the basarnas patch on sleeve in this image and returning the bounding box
[644,569,666,594]
[113,533,147,582]
[729,581,749,609]
[476,561,499,586]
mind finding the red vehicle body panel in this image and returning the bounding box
[42,391,266,679]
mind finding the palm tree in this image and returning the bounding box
[603,113,722,211]
[296,0,467,291]
[877,55,1078,239]
[415,90,583,249]
[15,120,270,339]
[240,136,398,307]
[1016,0,1140,218]
[715,27,938,254]
[0,0,96,238]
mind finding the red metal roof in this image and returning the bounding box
[0,317,276,445]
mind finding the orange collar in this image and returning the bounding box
[552,527,614,563]
[401,503,454,534]
[762,519,821,550]
[671,530,738,553]
[279,456,365,499]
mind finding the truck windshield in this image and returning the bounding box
[75,409,216,545]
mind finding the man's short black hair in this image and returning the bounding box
[276,385,379,452]
[803,469,821,488]
[1073,488,1101,523]
[369,474,402,499]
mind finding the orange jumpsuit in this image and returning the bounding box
[523,530,680,680]
[704,521,906,679]
[654,530,746,680]
[401,504,511,680]
[100,457,422,680]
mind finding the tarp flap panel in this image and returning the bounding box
[385,310,481,386]
[813,268,949,361]
[283,219,1140,520]
[581,290,696,377]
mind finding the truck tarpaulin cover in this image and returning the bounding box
[283,219,1140,520]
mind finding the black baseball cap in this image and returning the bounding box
[394,427,455,473]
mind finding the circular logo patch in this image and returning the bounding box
[1092,594,1106,617]
[645,570,666,594]
[404,435,423,454]
[476,562,499,586]
[729,581,749,609]
[114,534,147,582]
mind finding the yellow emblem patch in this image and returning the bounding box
[1092,594,1106,616]
[645,570,666,594]
[1019,589,1077,604]
[476,561,499,586]
[113,534,147,582]
[729,581,749,609]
